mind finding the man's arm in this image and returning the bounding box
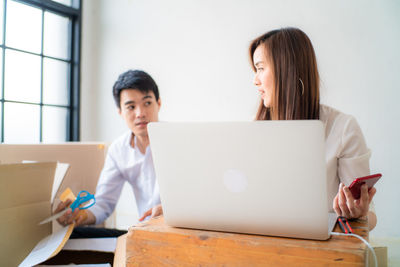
[55,144,126,227]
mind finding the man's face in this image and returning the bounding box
[118,89,161,138]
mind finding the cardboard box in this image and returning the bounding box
[0,143,107,230]
[0,143,106,199]
[0,162,58,266]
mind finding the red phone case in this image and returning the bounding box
[348,173,382,199]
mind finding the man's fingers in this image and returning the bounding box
[150,205,162,219]
[57,208,80,226]
[63,199,72,208]
[57,208,71,225]
[75,214,85,226]
[139,209,152,222]
[149,208,156,219]
[55,200,73,225]
[67,209,80,224]
[55,199,72,213]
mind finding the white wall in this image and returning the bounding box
[81,0,400,242]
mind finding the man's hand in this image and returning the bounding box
[138,204,163,222]
[333,183,376,219]
[55,199,96,226]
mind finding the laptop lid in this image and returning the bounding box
[148,120,335,240]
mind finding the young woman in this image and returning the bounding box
[249,27,377,229]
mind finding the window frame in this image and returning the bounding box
[0,0,81,142]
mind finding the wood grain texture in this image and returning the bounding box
[114,233,127,267]
[126,216,369,266]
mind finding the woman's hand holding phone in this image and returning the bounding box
[333,182,376,219]
[333,173,381,219]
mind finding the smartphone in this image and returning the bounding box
[348,173,382,199]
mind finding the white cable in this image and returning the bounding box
[331,232,377,267]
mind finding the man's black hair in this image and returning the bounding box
[112,70,159,108]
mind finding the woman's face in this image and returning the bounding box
[253,45,274,107]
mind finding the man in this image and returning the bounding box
[55,70,163,236]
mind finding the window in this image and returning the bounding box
[0,0,81,143]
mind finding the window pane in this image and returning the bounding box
[0,49,2,95]
[44,11,70,60]
[4,102,40,143]
[6,0,42,53]
[52,0,72,7]
[4,50,41,103]
[0,0,4,45]
[43,58,69,105]
[42,106,68,142]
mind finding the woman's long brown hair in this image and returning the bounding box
[249,28,320,120]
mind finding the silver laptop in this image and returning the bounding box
[148,121,337,240]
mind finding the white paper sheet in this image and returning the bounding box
[19,225,72,267]
[37,265,111,267]
[63,238,117,252]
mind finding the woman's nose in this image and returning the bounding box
[253,75,260,86]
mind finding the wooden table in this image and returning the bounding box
[125,216,369,266]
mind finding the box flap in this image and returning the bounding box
[0,162,56,267]
[0,162,56,210]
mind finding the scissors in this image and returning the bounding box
[38,190,96,225]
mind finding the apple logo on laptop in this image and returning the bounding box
[223,169,248,193]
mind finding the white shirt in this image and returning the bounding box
[320,105,371,211]
[90,131,160,224]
